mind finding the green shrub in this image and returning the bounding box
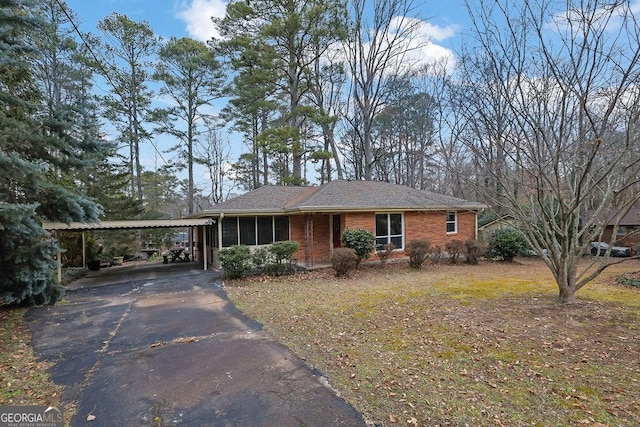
[465,239,486,265]
[267,241,299,276]
[331,247,358,277]
[377,242,395,264]
[269,240,299,264]
[251,247,269,272]
[405,239,432,269]
[445,239,465,264]
[616,271,640,288]
[487,228,527,262]
[219,245,252,279]
[341,228,375,267]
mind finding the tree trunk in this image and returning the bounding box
[555,258,579,304]
[557,286,577,304]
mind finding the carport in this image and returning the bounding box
[43,218,215,281]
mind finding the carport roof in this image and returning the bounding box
[43,218,213,231]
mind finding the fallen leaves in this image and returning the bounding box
[0,308,66,415]
[226,259,640,426]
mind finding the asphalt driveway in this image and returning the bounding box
[27,262,365,426]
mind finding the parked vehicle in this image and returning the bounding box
[589,242,632,257]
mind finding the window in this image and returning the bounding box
[375,213,403,250]
[221,216,290,247]
[222,217,238,247]
[446,212,457,234]
[257,217,273,245]
[274,216,289,241]
[239,217,256,245]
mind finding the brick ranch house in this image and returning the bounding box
[191,180,486,268]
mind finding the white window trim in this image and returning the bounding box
[446,211,458,234]
[375,212,404,250]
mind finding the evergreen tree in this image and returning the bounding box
[153,36,224,215]
[0,0,101,305]
[216,0,347,185]
[95,13,158,201]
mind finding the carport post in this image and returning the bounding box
[56,231,62,283]
[203,225,208,270]
[82,231,86,268]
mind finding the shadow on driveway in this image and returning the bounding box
[27,262,365,426]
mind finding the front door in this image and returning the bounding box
[332,214,341,248]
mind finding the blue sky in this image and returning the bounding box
[63,0,471,190]
[65,0,471,64]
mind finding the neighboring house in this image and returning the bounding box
[588,206,640,247]
[192,180,486,268]
[477,215,517,242]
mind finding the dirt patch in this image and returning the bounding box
[226,258,640,426]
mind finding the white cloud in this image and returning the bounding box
[383,17,459,75]
[175,0,227,42]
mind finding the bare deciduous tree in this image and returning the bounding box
[195,127,236,205]
[344,0,426,180]
[458,0,640,303]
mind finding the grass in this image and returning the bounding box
[0,308,64,410]
[0,267,87,425]
[225,258,640,426]
[2,259,638,426]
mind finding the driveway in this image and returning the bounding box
[27,262,365,426]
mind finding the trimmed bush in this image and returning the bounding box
[465,239,486,265]
[341,228,375,267]
[251,247,269,272]
[405,239,432,269]
[445,239,465,264]
[331,247,358,277]
[377,242,395,264]
[219,245,252,279]
[267,240,299,275]
[487,228,527,262]
[269,240,299,264]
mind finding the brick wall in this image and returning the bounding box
[291,214,332,265]
[290,210,478,266]
[405,210,477,251]
[343,212,375,231]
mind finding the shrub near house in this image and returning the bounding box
[194,180,486,268]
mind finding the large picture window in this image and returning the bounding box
[446,212,457,234]
[221,216,290,247]
[375,213,403,250]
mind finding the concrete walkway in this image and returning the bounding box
[27,262,365,426]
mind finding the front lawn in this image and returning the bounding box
[0,308,65,411]
[225,258,640,426]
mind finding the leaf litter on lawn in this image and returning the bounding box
[226,258,640,426]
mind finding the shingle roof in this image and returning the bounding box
[587,206,640,226]
[198,180,485,216]
[208,185,313,213]
[292,180,484,211]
